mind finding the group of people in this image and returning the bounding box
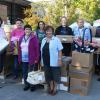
[0,16,100,95]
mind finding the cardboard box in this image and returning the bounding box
[56,35,74,43]
[69,65,93,80]
[71,51,93,68]
[61,56,72,76]
[69,77,91,96]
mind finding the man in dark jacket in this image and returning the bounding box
[55,16,73,56]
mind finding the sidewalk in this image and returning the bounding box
[0,75,99,100]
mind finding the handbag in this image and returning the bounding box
[26,65,45,85]
[0,38,9,54]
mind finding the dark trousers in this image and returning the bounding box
[13,55,18,77]
[94,54,100,73]
[0,51,6,73]
[22,62,36,85]
[62,43,72,56]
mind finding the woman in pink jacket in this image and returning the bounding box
[10,18,24,79]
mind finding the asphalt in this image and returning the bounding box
[0,75,100,100]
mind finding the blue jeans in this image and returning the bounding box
[13,55,18,77]
[22,62,35,85]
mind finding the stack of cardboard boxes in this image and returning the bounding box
[69,51,93,95]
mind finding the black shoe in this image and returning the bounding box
[97,78,100,81]
[13,76,18,80]
[30,86,36,92]
[0,68,3,73]
[23,85,30,91]
[37,84,44,89]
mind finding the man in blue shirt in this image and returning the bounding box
[73,19,91,41]
[73,19,92,52]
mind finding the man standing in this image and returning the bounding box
[55,16,73,56]
[72,18,92,52]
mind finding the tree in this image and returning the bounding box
[23,0,100,28]
[24,7,40,29]
[94,0,100,20]
[76,0,97,23]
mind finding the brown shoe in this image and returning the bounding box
[51,90,57,96]
[47,86,52,94]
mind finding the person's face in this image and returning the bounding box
[16,21,23,28]
[77,20,84,28]
[39,22,45,30]
[25,28,32,36]
[61,17,67,26]
[46,28,53,38]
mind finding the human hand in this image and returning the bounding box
[35,60,38,64]
[90,42,98,47]
[58,59,62,66]
[84,40,90,46]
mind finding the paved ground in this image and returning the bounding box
[0,75,100,100]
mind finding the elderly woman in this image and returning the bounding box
[10,18,24,79]
[35,21,45,44]
[18,25,39,91]
[41,26,63,95]
[34,21,46,68]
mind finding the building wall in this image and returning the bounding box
[0,1,29,24]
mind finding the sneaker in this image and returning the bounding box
[13,76,18,80]
[37,84,44,89]
[23,85,30,91]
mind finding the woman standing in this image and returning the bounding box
[0,17,7,73]
[35,21,45,44]
[35,21,45,68]
[41,26,63,95]
[10,18,24,79]
[18,25,39,91]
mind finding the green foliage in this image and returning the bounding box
[24,7,40,30]
[23,0,100,28]
[94,0,100,20]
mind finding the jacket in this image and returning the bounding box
[18,33,39,65]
